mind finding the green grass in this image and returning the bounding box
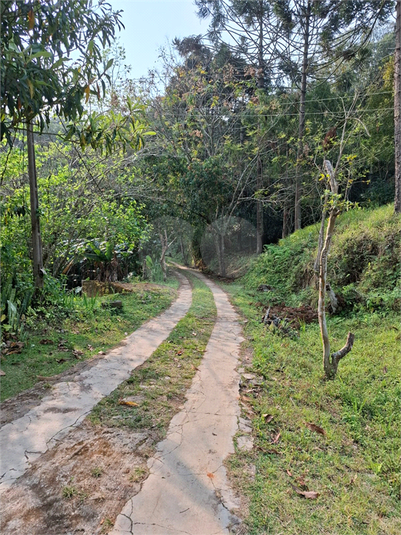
[244,204,400,310]
[89,271,217,440]
[224,283,401,535]
[0,283,177,401]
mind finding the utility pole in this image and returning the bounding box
[27,121,44,289]
[395,0,401,213]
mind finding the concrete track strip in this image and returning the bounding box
[111,270,244,535]
[0,272,192,494]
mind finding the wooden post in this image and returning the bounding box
[27,120,44,289]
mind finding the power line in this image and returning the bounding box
[153,107,394,119]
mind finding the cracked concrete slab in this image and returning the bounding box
[111,270,244,535]
[0,272,192,494]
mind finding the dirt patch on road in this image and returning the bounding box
[0,420,156,535]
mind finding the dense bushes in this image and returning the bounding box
[244,204,400,311]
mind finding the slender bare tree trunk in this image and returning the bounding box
[215,231,226,277]
[318,161,354,379]
[256,154,264,253]
[282,206,288,239]
[27,120,44,290]
[160,231,169,282]
[295,0,311,231]
[395,0,401,213]
[314,191,328,276]
[256,5,265,253]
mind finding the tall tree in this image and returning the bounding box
[395,0,401,213]
[275,0,394,229]
[1,0,123,288]
[197,0,394,231]
[196,0,284,252]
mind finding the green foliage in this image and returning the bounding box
[143,255,165,283]
[1,0,123,142]
[0,284,176,401]
[244,205,400,311]
[0,133,150,332]
[224,283,400,534]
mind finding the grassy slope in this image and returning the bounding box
[0,283,178,401]
[224,205,400,534]
[244,204,400,310]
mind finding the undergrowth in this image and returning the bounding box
[0,283,177,401]
[222,204,400,535]
[244,204,400,311]
[225,284,400,534]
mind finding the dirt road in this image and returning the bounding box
[0,270,245,535]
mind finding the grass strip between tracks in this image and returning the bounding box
[89,271,217,444]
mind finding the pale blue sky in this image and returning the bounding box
[108,0,210,80]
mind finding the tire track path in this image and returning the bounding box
[0,272,192,494]
[111,269,244,535]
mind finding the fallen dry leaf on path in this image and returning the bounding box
[286,469,292,477]
[291,484,319,499]
[305,422,326,436]
[72,350,83,359]
[262,414,274,423]
[272,432,281,444]
[207,472,215,479]
[37,375,57,381]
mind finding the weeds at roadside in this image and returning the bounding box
[62,486,77,499]
[224,283,401,535]
[0,282,177,401]
[91,467,103,478]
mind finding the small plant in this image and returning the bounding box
[91,466,103,478]
[62,485,77,498]
[129,465,148,482]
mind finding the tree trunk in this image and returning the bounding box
[215,232,226,277]
[256,154,264,254]
[314,192,328,277]
[27,120,44,289]
[295,0,311,231]
[318,161,354,380]
[180,236,189,266]
[256,5,265,252]
[282,205,288,239]
[395,0,401,213]
[160,231,168,282]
